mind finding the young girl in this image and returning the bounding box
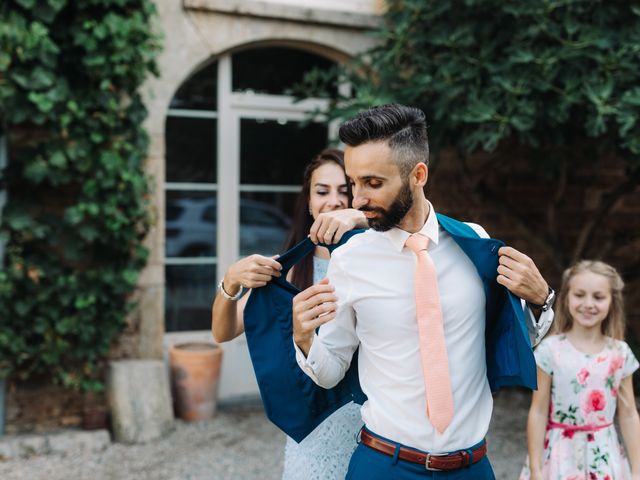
[520,260,640,480]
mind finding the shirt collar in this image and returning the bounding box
[382,201,440,252]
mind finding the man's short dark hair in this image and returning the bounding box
[338,103,429,177]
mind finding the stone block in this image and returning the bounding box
[48,430,110,455]
[15,434,48,457]
[0,437,17,460]
[107,360,174,444]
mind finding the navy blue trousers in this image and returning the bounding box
[345,429,495,480]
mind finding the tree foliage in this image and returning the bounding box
[368,0,640,158]
[0,0,160,389]
[300,0,640,270]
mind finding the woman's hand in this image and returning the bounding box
[223,254,282,295]
[309,208,367,245]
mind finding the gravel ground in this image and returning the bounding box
[1,390,532,480]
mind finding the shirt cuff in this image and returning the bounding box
[524,304,554,347]
[535,308,554,344]
[293,334,326,383]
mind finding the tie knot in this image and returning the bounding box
[405,233,429,254]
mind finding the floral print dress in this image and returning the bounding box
[520,334,639,480]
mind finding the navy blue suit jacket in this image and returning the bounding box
[243,214,536,442]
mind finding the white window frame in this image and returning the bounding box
[164,49,338,315]
[216,54,331,281]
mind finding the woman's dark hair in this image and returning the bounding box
[282,148,350,289]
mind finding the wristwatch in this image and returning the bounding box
[529,286,556,312]
[217,279,245,301]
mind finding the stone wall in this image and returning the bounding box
[4,379,85,434]
[117,0,380,362]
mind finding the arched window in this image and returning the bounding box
[165,46,335,331]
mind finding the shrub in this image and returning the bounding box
[0,0,160,390]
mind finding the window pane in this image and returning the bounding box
[165,117,217,183]
[165,191,217,258]
[169,61,217,110]
[165,264,216,332]
[239,192,297,256]
[240,118,328,185]
[232,47,335,95]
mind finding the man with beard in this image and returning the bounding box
[292,104,555,479]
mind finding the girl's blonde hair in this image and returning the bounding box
[553,260,626,339]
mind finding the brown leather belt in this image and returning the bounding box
[360,429,487,471]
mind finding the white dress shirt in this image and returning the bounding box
[295,204,553,453]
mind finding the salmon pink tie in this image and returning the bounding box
[405,233,454,434]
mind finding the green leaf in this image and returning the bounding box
[64,207,84,225]
[0,52,11,71]
[7,212,34,230]
[23,159,49,183]
[49,150,67,168]
[15,0,37,9]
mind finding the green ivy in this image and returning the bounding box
[0,0,160,390]
[301,0,640,165]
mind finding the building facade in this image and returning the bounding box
[138,0,381,401]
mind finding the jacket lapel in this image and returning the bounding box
[436,213,536,391]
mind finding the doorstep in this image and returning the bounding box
[0,428,110,460]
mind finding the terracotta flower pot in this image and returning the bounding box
[169,342,223,421]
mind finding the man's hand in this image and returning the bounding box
[309,209,367,245]
[223,254,281,295]
[292,278,337,356]
[497,247,548,305]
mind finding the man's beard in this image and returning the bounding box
[360,181,413,232]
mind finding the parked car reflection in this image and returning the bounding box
[165,197,292,258]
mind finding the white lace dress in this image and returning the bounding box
[281,256,364,480]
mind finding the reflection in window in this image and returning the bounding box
[165,191,216,258]
[165,264,216,332]
[239,192,298,256]
[170,61,217,110]
[165,47,335,332]
[232,47,336,96]
[240,118,328,185]
[165,117,217,183]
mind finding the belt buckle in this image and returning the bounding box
[425,452,447,471]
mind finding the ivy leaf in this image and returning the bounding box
[6,211,34,230]
[11,67,56,90]
[78,224,99,242]
[23,159,49,183]
[49,150,67,168]
[27,91,55,113]
[64,207,84,225]
[0,52,11,71]
[15,0,37,9]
